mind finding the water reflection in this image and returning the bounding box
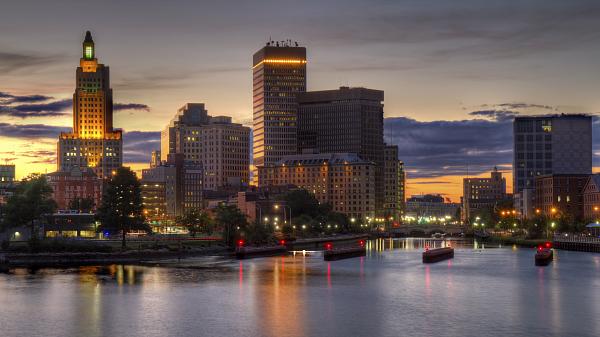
[1,239,600,337]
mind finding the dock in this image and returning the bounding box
[235,246,288,259]
[553,234,600,253]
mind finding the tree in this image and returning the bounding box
[214,204,248,247]
[284,189,320,218]
[97,167,146,248]
[2,174,57,241]
[176,209,212,237]
[68,197,95,213]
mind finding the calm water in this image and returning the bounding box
[1,238,600,337]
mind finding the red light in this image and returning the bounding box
[358,240,365,247]
[325,242,333,251]
[537,245,543,251]
[279,239,286,246]
[425,245,429,251]
[545,242,552,248]
[237,239,245,247]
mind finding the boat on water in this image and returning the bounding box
[422,247,454,263]
[535,243,554,266]
[431,232,446,239]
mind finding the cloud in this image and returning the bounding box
[0,92,53,104]
[0,91,150,118]
[0,99,72,118]
[385,116,514,178]
[0,123,70,138]
[468,110,519,122]
[114,103,150,112]
[122,131,160,163]
[0,51,62,73]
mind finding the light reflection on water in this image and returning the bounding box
[1,238,600,337]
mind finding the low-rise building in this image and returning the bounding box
[462,167,506,223]
[258,153,376,220]
[46,167,103,211]
[405,194,460,222]
[534,174,588,222]
[141,153,203,232]
[583,174,600,221]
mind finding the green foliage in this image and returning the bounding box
[176,209,213,237]
[214,204,248,247]
[1,174,57,236]
[97,167,147,248]
[284,189,320,218]
[68,197,95,213]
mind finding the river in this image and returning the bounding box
[1,238,599,337]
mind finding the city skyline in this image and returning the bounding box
[3,0,600,201]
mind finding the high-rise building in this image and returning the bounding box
[258,153,376,220]
[399,161,406,215]
[296,86,385,211]
[513,114,592,217]
[161,103,250,190]
[252,41,307,183]
[58,31,122,179]
[462,167,507,223]
[141,153,203,229]
[384,144,403,220]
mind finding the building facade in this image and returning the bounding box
[405,194,460,221]
[583,175,600,221]
[258,153,376,220]
[462,167,507,223]
[296,86,385,212]
[141,153,203,225]
[513,114,592,217]
[58,31,122,179]
[252,42,307,182]
[161,103,250,191]
[534,174,588,222]
[46,167,103,211]
[383,145,403,219]
[0,164,16,205]
[399,161,406,215]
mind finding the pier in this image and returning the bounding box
[553,234,600,253]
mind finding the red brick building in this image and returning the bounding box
[534,174,588,222]
[582,174,600,221]
[46,167,103,211]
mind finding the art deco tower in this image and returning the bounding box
[251,41,306,183]
[58,31,122,178]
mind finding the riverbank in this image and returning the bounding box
[485,236,548,247]
[0,246,228,268]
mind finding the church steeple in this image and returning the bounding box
[82,31,95,60]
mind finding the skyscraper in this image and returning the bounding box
[296,86,386,212]
[58,31,122,178]
[513,114,592,217]
[252,41,307,183]
[161,103,250,190]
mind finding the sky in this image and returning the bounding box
[2,0,600,202]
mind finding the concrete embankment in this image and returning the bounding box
[0,247,228,268]
[291,234,369,250]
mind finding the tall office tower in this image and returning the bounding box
[252,41,307,183]
[399,161,406,215]
[513,114,592,218]
[161,103,250,190]
[384,144,403,220]
[58,31,122,178]
[297,86,385,212]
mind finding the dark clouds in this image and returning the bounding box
[122,131,160,163]
[385,116,513,179]
[0,123,69,138]
[0,91,149,118]
[0,51,62,73]
[113,103,150,111]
